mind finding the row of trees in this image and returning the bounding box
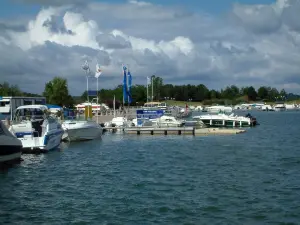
[1,76,299,107]
[0,78,73,107]
[81,76,297,105]
[0,82,41,97]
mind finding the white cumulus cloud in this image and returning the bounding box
[1,0,300,94]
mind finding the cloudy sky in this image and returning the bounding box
[1,0,300,95]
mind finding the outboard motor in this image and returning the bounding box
[245,113,252,118]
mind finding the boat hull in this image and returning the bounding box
[0,145,22,163]
[19,129,64,152]
[62,121,103,141]
[274,108,286,112]
[63,127,102,141]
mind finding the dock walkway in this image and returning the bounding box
[124,127,246,136]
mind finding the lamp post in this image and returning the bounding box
[82,60,91,119]
[82,60,90,103]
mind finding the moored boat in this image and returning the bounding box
[0,120,22,163]
[8,105,64,152]
[193,112,257,127]
[206,105,233,114]
[273,102,286,111]
[155,115,185,127]
[62,120,103,141]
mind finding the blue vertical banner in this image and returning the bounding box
[127,70,132,104]
[123,65,128,104]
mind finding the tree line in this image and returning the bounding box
[82,76,299,105]
[1,76,299,108]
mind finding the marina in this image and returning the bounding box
[2,0,300,223]
[2,96,300,156]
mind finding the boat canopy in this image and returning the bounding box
[46,104,62,109]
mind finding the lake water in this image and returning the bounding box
[1,111,300,224]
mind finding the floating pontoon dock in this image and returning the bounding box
[124,127,246,136]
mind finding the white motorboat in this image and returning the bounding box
[206,105,233,113]
[132,118,153,127]
[274,103,286,111]
[155,115,185,127]
[8,105,64,152]
[261,105,274,111]
[105,117,133,128]
[62,120,103,141]
[193,112,258,127]
[0,120,22,163]
[285,104,298,110]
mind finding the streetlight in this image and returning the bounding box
[82,60,91,103]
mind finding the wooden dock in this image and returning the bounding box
[125,127,195,135]
[124,127,246,136]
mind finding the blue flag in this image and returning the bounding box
[123,66,128,104]
[127,70,132,104]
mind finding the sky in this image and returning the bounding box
[1,0,300,95]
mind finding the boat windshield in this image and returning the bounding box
[14,108,45,121]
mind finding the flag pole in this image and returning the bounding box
[122,64,125,116]
[96,76,99,124]
[86,72,90,119]
[113,95,116,118]
[151,75,154,101]
[127,65,130,120]
[146,77,149,103]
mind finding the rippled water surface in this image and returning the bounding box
[1,111,300,224]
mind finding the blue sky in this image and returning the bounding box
[0,0,276,18]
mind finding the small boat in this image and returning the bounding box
[261,105,274,111]
[193,112,257,127]
[0,120,22,163]
[155,115,185,127]
[273,103,286,111]
[132,118,153,127]
[62,120,103,141]
[206,105,233,114]
[8,105,64,152]
[105,117,133,129]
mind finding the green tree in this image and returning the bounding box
[195,84,209,101]
[0,82,22,96]
[246,86,257,101]
[151,75,163,100]
[257,86,269,100]
[43,77,73,107]
[268,87,279,101]
[279,89,287,98]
